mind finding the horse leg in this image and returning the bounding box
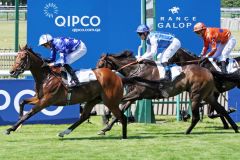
[185,100,201,134]
[98,101,132,136]
[58,99,101,137]
[4,104,45,135]
[106,103,128,139]
[208,104,229,129]
[15,96,40,131]
[207,94,229,129]
[207,98,239,133]
[19,96,39,119]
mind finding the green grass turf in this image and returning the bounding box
[0,116,239,160]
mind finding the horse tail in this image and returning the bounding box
[211,70,240,83]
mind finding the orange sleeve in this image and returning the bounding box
[201,40,209,56]
[207,36,217,56]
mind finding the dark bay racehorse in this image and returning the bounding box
[6,45,128,139]
[96,51,239,135]
[169,48,240,127]
[169,48,240,92]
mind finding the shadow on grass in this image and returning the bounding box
[59,135,156,141]
[137,130,234,137]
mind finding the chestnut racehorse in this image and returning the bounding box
[96,50,239,135]
[6,45,127,139]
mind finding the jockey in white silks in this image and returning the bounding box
[39,34,87,87]
[136,24,181,81]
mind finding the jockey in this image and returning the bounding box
[193,22,236,73]
[136,24,181,81]
[39,34,87,87]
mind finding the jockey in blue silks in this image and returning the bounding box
[136,24,181,81]
[39,34,87,87]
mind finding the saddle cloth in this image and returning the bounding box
[208,58,239,73]
[66,69,97,85]
[155,61,182,80]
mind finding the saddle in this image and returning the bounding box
[50,66,97,87]
[154,61,183,81]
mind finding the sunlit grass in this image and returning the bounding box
[0,116,239,160]
[0,21,26,50]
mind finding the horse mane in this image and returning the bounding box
[22,45,43,60]
[108,50,135,59]
[180,48,198,58]
[235,56,240,61]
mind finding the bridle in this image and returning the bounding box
[14,50,30,75]
[99,55,142,77]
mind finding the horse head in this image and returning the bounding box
[96,50,136,70]
[96,54,118,70]
[10,45,31,78]
[10,45,44,78]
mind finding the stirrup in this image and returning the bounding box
[69,79,80,87]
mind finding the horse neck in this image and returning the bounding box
[110,57,137,76]
[177,49,199,62]
[28,52,48,83]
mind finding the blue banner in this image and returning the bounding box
[27,0,141,69]
[228,88,240,122]
[156,0,220,54]
[0,80,80,125]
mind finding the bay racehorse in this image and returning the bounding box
[96,50,239,135]
[6,45,128,139]
[169,48,240,127]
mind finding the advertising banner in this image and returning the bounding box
[156,0,221,54]
[228,88,240,122]
[0,80,80,125]
[28,0,141,69]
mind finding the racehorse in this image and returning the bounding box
[96,50,239,135]
[6,45,128,139]
[169,48,240,127]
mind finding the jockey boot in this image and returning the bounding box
[220,61,227,74]
[64,64,80,87]
[162,62,172,81]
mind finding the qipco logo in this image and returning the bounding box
[0,89,63,116]
[55,15,101,27]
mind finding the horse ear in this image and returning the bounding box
[100,53,106,58]
[19,45,22,51]
[24,44,28,49]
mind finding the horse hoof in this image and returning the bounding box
[3,130,10,135]
[235,130,239,133]
[97,131,105,135]
[58,132,65,138]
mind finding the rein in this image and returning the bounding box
[26,50,69,91]
[174,59,201,65]
[116,61,138,72]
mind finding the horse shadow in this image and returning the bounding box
[59,135,156,141]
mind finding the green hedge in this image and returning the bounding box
[222,0,240,7]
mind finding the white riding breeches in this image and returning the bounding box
[212,36,236,62]
[157,38,181,63]
[56,42,87,64]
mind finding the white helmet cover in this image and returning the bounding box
[38,34,53,46]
